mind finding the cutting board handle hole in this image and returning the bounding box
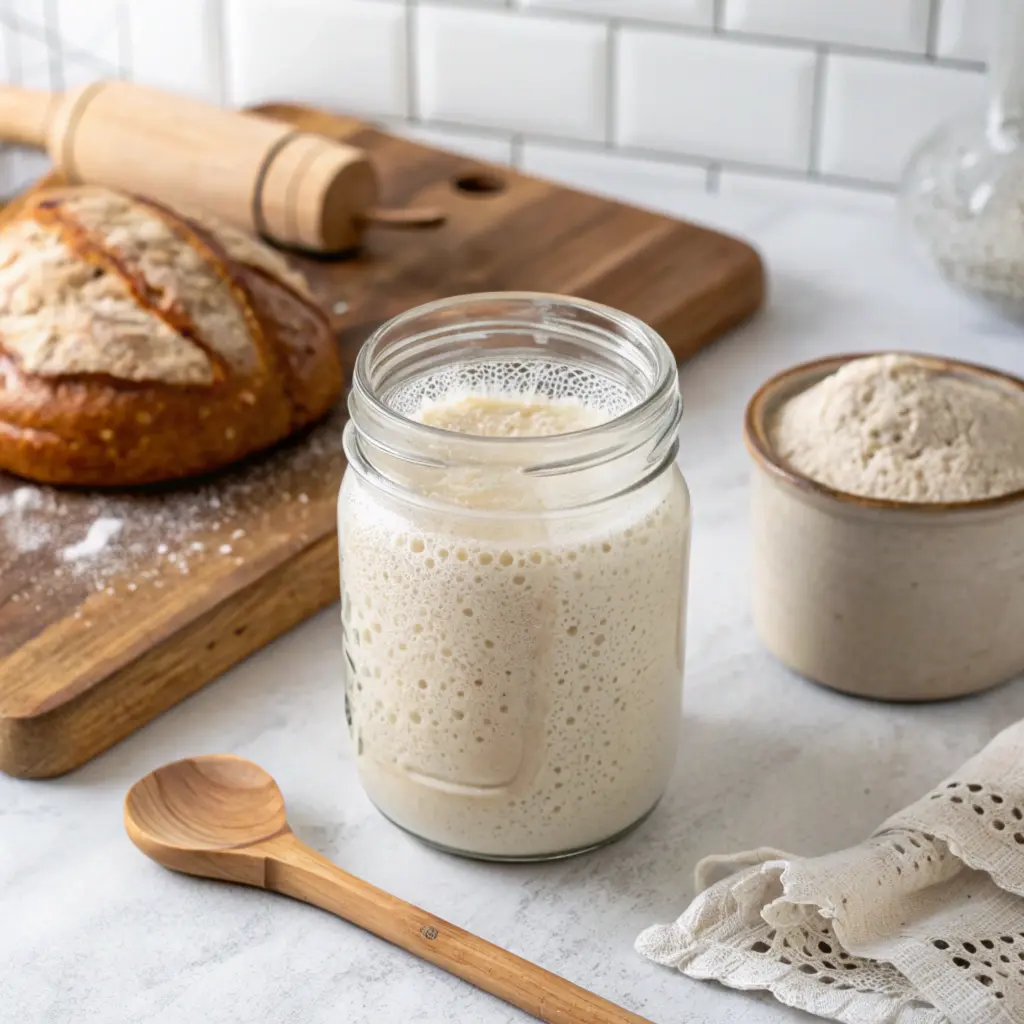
[452,172,505,196]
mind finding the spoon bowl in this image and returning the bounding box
[125,755,288,869]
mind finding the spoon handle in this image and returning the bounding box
[261,832,654,1024]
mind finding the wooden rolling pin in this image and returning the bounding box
[0,81,442,253]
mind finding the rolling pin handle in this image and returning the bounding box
[361,205,447,229]
[0,87,59,149]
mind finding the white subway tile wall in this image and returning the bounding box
[127,0,224,101]
[818,55,984,182]
[54,0,124,69]
[0,31,8,194]
[225,0,409,116]
[9,27,55,89]
[0,0,995,208]
[723,0,932,52]
[8,1,47,27]
[417,5,608,140]
[617,30,817,169]
[936,0,998,61]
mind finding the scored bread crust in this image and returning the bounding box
[0,186,342,487]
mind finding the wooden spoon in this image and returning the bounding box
[124,755,654,1024]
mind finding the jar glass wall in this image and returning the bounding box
[338,293,691,861]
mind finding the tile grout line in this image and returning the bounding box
[705,164,721,194]
[807,45,829,177]
[604,20,618,148]
[0,10,20,189]
[43,0,63,91]
[116,0,132,80]
[215,0,232,106]
[2,10,20,89]
[406,0,420,122]
[926,0,942,59]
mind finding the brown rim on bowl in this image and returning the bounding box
[743,351,1024,514]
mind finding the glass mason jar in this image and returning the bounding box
[338,293,691,861]
[900,0,1024,318]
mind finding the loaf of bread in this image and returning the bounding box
[0,186,342,486]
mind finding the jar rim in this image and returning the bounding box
[347,291,682,477]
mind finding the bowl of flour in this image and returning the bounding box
[744,352,1024,701]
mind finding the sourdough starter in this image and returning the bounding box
[339,394,689,858]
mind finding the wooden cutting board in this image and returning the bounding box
[0,104,764,779]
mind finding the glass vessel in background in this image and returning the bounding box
[901,0,1024,319]
[338,293,691,861]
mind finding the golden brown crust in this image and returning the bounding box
[0,186,341,487]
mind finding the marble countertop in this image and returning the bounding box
[3,188,1024,1024]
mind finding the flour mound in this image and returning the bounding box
[769,354,1024,503]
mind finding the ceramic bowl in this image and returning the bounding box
[744,352,1024,702]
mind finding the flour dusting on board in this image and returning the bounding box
[60,518,124,562]
[0,486,54,554]
[0,406,347,617]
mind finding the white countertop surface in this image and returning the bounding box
[3,189,1024,1024]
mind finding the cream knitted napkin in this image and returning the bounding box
[637,720,1024,1024]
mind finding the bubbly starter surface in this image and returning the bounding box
[418,393,610,437]
[340,393,689,858]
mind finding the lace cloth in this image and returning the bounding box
[637,720,1024,1024]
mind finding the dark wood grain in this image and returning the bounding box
[0,105,765,779]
